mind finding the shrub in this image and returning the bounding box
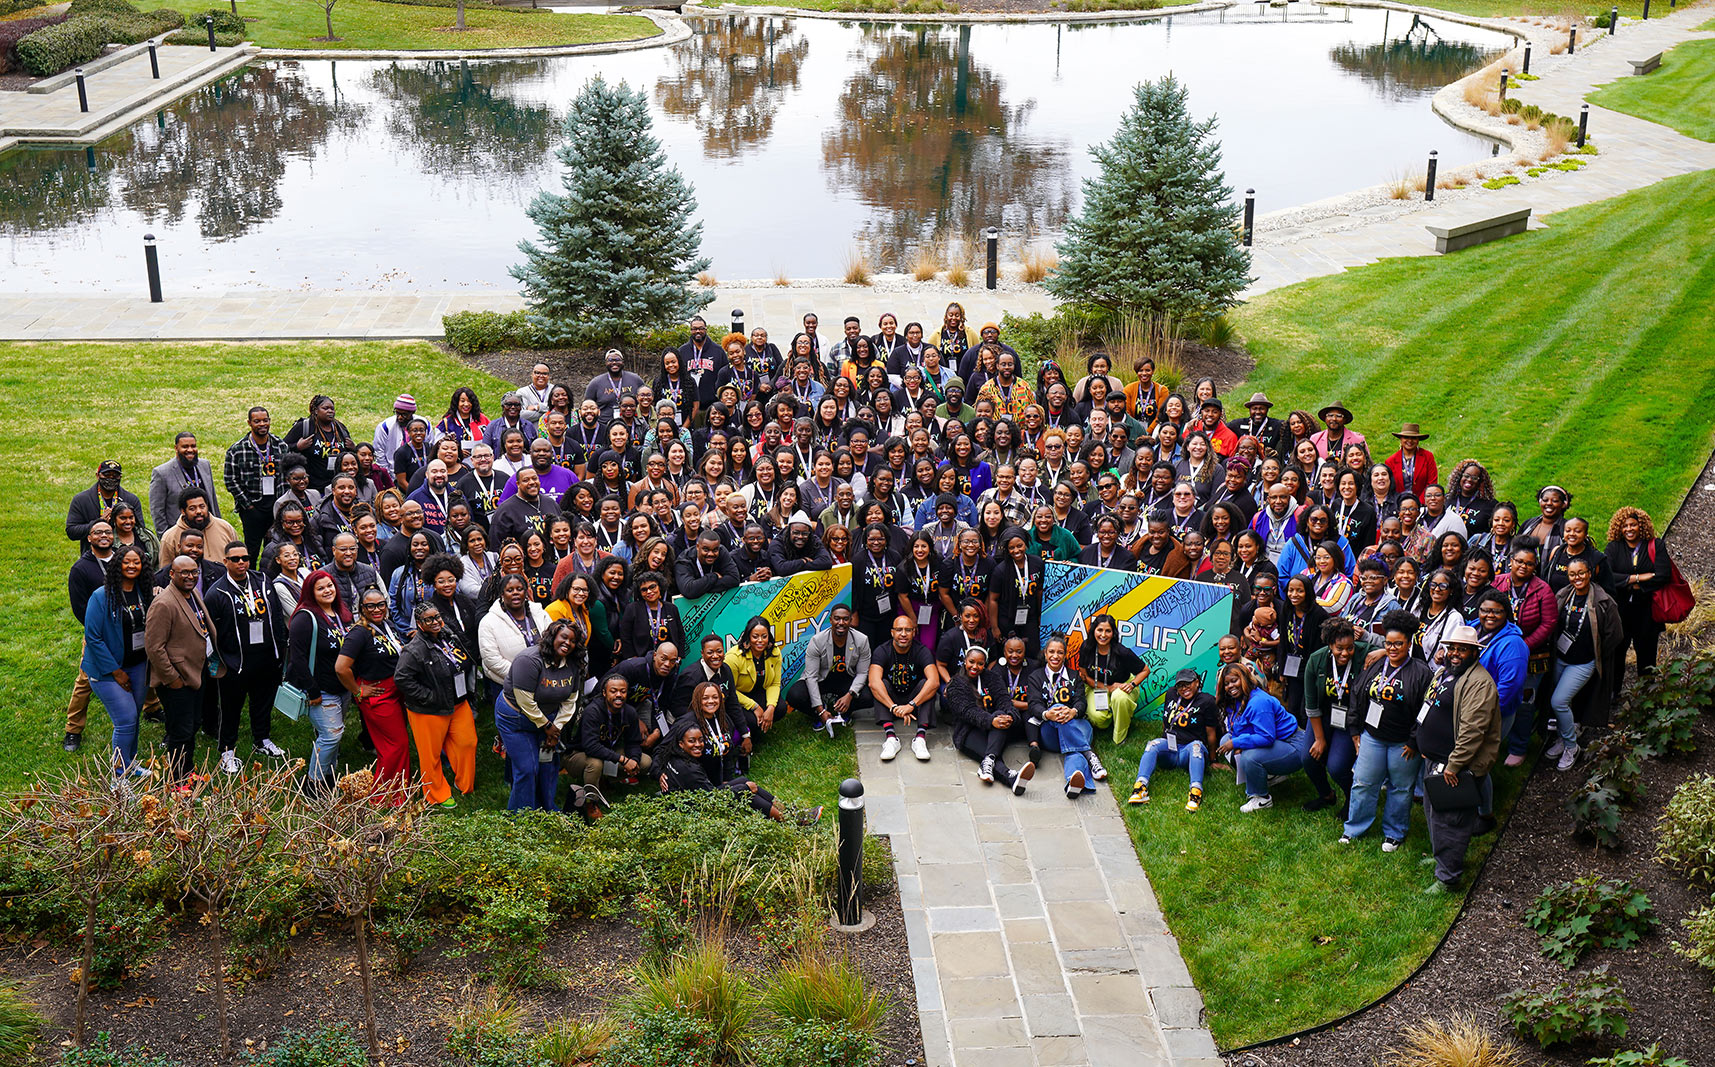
[1498,966,1630,1048]
[442,310,545,355]
[1675,900,1715,987]
[60,1033,183,1067]
[164,27,239,45]
[1583,729,1649,802]
[1587,1046,1694,1067]
[241,1025,368,1067]
[1380,1015,1523,1067]
[1567,778,1626,848]
[84,897,170,989]
[1524,875,1657,966]
[0,984,42,1067]
[445,993,549,1067]
[1482,175,1522,190]
[754,1021,884,1067]
[631,892,691,968]
[1657,774,1715,886]
[597,1011,719,1067]
[14,17,106,75]
[623,939,756,1064]
[188,7,244,31]
[999,304,1115,375]
[0,0,53,14]
[0,15,68,76]
[632,322,691,354]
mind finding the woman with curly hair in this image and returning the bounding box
[1446,460,1497,533]
[1604,507,1674,687]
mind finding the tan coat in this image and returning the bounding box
[158,515,238,563]
[144,585,224,690]
[1446,664,1502,778]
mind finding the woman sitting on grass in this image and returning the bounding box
[659,690,818,825]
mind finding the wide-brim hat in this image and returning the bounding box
[1318,402,1354,422]
[1244,392,1272,409]
[1392,422,1429,440]
[1442,624,1482,648]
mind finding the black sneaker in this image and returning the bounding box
[1301,794,1336,813]
[1475,815,1499,836]
[62,732,82,753]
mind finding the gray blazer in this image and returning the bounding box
[150,458,221,532]
[801,627,872,709]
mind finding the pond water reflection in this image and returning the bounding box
[0,7,1506,292]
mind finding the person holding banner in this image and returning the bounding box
[1129,668,1221,811]
[726,617,783,740]
[991,529,1046,657]
[1029,636,1099,799]
[947,646,1035,794]
[787,604,871,733]
[1215,665,1306,813]
[1076,613,1146,752]
[871,615,938,762]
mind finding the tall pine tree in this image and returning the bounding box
[1047,76,1250,321]
[512,76,712,345]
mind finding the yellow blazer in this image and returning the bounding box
[724,644,782,713]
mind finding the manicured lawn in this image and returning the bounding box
[1232,167,1715,526]
[1414,0,1655,18]
[1590,38,1715,142]
[163,0,658,51]
[1093,728,1525,1047]
[0,340,852,811]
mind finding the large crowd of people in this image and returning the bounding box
[61,301,1681,889]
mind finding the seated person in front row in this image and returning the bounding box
[659,685,818,824]
[946,645,1035,795]
[1129,668,1221,812]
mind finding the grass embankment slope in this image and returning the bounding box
[164,0,657,50]
[1591,35,1715,142]
[0,340,852,810]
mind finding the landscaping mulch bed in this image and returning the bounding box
[1664,442,1715,579]
[1232,716,1715,1067]
[0,881,922,1066]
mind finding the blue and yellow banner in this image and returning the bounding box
[674,564,853,686]
[1038,561,1232,717]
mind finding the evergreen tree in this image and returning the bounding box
[1047,76,1250,321]
[512,76,712,344]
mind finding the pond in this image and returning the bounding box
[0,6,1507,292]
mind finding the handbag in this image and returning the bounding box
[271,616,317,722]
[1647,541,1693,625]
[1422,763,1482,811]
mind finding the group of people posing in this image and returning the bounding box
[59,303,1678,886]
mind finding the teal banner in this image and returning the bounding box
[673,564,853,686]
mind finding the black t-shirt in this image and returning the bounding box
[523,562,556,605]
[393,442,430,486]
[1413,668,1460,762]
[1556,600,1595,665]
[1354,657,1434,744]
[340,623,403,682]
[936,627,989,674]
[940,556,993,606]
[873,641,933,704]
[1163,691,1220,745]
[1079,643,1144,686]
[855,550,902,622]
[118,586,149,667]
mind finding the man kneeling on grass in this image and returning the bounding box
[1129,668,1220,812]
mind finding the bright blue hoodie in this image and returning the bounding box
[1227,690,1300,750]
[1479,621,1529,718]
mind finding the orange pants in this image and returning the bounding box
[408,702,477,804]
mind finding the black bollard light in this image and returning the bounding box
[1499,68,1509,101]
[205,14,217,50]
[1522,41,1532,74]
[1577,103,1590,148]
[1425,150,1439,202]
[835,778,865,927]
[1242,188,1255,248]
[730,308,743,337]
[85,145,97,172]
[1608,5,1618,32]
[144,234,163,303]
[984,226,999,290]
[74,68,89,113]
[1569,24,1577,54]
[148,42,160,78]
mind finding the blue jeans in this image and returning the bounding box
[1303,724,1358,800]
[1549,659,1597,745]
[1040,717,1094,791]
[90,664,148,771]
[1343,733,1422,840]
[306,692,347,785]
[1228,728,1306,798]
[1137,737,1207,789]
[495,692,559,811]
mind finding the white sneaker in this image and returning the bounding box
[1337,835,1352,845]
[1382,838,1401,853]
[911,735,931,762]
[978,756,995,783]
[258,738,287,759]
[1087,751,1108,781]
[1013,761,1034,796]
[219,750,241,775]
[1544,737,1564,759]
[880,735,901,761]
[1239,795,1274,813]
[1556,743,1579,772]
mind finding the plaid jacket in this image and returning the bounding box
[224,433,287,511]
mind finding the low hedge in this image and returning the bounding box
[164,25,240,45]
[0,13,67,75]
[442,311,693,356]
[14,5,183,76]
[0,0,48,14]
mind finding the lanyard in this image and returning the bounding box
[1330,657,1353,699]
[914,563,933,595]
[513,610,538,646]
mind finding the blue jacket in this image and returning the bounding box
[1276,530,1356,595]
[81,585,127,678]
[1479,621,1529,718]
[1227,690,1300,750]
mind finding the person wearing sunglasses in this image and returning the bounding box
[206,541,290,774]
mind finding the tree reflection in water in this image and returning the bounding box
[656,15,809,157]
[822,24,1074,270]
[119,63,366,240]
[371,58,557,180]
[0,148,113,236]
[1329,18,1497,99]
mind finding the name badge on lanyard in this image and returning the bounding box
[249,620,265,645]
[1092,689,1110,712]
[1329,703,1348,730]
[130,631,145,651]
[1283,654,1302,678]
[1366,699,1385,728]
[916,603,932,626]
[261,475,275,495]
[454,671,468,698]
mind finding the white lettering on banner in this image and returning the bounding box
[1064,606,1206,657]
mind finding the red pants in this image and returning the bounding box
[357,678,412,790]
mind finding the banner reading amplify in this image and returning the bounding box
[1037,561,1232,718]
[673,564,853,686]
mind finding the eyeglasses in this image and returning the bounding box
[419,613,442,623]
[363,601,388,611]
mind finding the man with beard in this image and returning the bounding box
[678,315,723,402]
[500,439,576,506]
[224,406,286,558]
[786,603,871,734]
[538,411,578,474]
[584,349,644,419]
[490,467,560,549]
[675,531,740,601]
[481,393,538,455]
[733,523,775,582]
[68,459,145,547]
[408,459,468,535]
[150,432,221,533]
[1226,393,1287,460]
[823,316,865,380]
[768,514,833,576]
[313,473,362,554]
[328,532,385,612]
[669,633,745,723]
[612,643,682,750]
[377,501,445,579]
[567,400,607,477]
[62,520,118,751]
[205,540,290,772]
[1410,626,1500,893]
[153,528,224,593]
[159,486,237,562]
[455,444,505,528]
[518,363,556,427]
[145,555,224,781]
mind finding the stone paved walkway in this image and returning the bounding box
[856,722,1221,1067]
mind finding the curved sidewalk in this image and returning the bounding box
[858,722,1219,1067]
